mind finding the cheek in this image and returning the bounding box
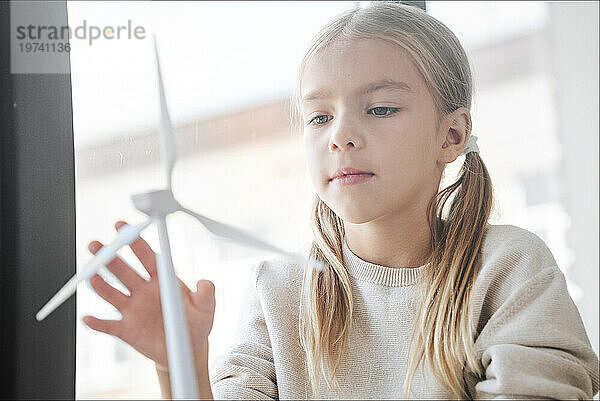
[371,140,407,170]
[303,134,317,167]
[303,137,325,183]
[374,143,424,186]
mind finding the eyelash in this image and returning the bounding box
[307,107,400,127]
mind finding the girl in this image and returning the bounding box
[83,2,599,399]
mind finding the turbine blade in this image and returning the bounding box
[179,206,286,253]
[178,206,326,272]
[153,34,176,191]
[36,218,153,321]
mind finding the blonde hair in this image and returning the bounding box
[289,2,493,399]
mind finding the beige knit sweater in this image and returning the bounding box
[208,224,599,399]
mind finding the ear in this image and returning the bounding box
[437,107,472,164]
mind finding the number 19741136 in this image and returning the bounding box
[19,42,71,52]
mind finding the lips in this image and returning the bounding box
[329,167,374,181]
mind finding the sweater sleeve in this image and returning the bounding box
[466,264,599,399]
[209,262,278,400]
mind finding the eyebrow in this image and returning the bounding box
[301,79,414,104]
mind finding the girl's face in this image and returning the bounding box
[301,38,455,224]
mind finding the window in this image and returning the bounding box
[65,1,598,398]
[68,2,360,398]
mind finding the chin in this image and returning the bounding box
[322,197,384,225]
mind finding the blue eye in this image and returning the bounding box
[368,106,400,117]
[307,115,332,126]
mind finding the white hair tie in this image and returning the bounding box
[461,134,479,155]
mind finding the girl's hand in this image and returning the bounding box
[82,220,216,370]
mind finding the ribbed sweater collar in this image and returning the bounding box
[342,236,430,287]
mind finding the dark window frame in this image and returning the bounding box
[0,1,76,399]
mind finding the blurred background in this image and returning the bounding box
[66,1,599,399]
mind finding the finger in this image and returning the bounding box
[89,273,129,311]
[88,240,145,291]
[196,279,215,298]
[192,280,216,311]
[82,315,123,339]
[115,220,157,278]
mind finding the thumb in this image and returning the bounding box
[192,279,216,311]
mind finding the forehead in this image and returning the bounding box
[301,38,425,102]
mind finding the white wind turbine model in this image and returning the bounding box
[36,34,325,399]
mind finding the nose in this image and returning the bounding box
[330,137,358,151]
[328,115,362,152]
